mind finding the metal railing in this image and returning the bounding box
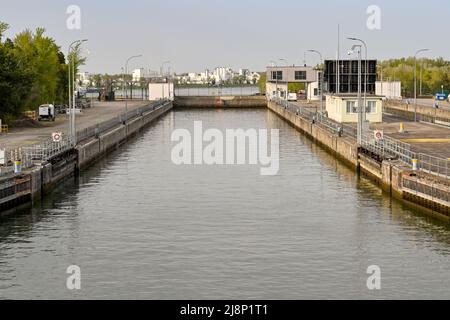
[175,86,260,97]
[272,97,357,138]
[76,100,167,142]
[361,131,416,165]
[21,135,75,163]
[272,98,450,179]
[418,154,450,179]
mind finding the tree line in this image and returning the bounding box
[0,21,85,124]
[379,57,450,97]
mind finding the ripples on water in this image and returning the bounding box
[0,109,450,300]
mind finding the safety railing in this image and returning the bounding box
[175,86,260,97]
[0,101,170,176]
[21,135,75,163]
[361,131,416,165]
[272,98,357,138]
[76,100,167,142]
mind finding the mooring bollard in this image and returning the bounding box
[412,159,419,171]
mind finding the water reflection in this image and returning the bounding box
[0,109,449,300]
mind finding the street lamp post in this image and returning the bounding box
[67,39,88,144]
[279,59,289,105]
[349,45,363,145]
[161,61,170,101]
[269,60,277,100]
[124,55,143,123]
[414,49,429,122]
[348,38,368,124]
[308,50,324,121]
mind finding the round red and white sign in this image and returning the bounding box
[374,130,383,141]
[52,132,62,142]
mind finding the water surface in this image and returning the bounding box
[1,109,450,299]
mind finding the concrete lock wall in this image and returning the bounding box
[267,100,449,220]
[76,103,173,170]
[385,100,450,120]
[2,100,450,220]
[127,117,144,136]
[267,101,358,168]
[0,103,174,212]
[77,139,101,169]
[99,125,127,153]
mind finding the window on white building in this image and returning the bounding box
[366,101,377,113]
[271,71,283,81]
[295,71,307,80]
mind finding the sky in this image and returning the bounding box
[1,0,449,74]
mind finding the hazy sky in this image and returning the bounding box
[1,0,449,74]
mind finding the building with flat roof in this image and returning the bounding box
[324,60,377,94]
[325,94,383,123]
[266,66,319,100]
[376,81,402,100]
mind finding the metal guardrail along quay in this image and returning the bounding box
[272,98,450,180]
[0,101,169,174]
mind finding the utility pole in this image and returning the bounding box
[67,39,87,145]
[124,55,143,122]
[308,50,324,121]
[161,61,170,100]
[349,45,363,145]
[348,38,368,124]
[414,49,429,122]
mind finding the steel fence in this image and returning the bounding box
[272,98,357,138]
[21,135,75,163]
[175,86,260,97]
[361,131,416,165]
[272,98,450,178]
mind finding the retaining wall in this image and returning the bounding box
[0,103,173,214]
[268,101,450,221]
[174,96,267,108]
[384,100,450,121]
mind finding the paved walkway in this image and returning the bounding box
[372,113,450,159]
[0,101,150,149]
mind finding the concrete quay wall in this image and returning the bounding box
[174,96,267,108]
[77,102,173,169]
[268,101,450,221]
[0,103,173,215]
[384,100,450,122]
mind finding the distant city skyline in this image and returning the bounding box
[2,0,449,74]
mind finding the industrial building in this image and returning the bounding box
[376,81,402,100]
[324,60,377,94]
[148,81,174,101]
[322,59,383,124]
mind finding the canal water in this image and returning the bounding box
[1,108,450,300]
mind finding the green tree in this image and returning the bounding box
[0,22,9,40]
[13,28,63,108]
[0,26,33,122]
[379,57,450,97]
[258,73,266,94]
